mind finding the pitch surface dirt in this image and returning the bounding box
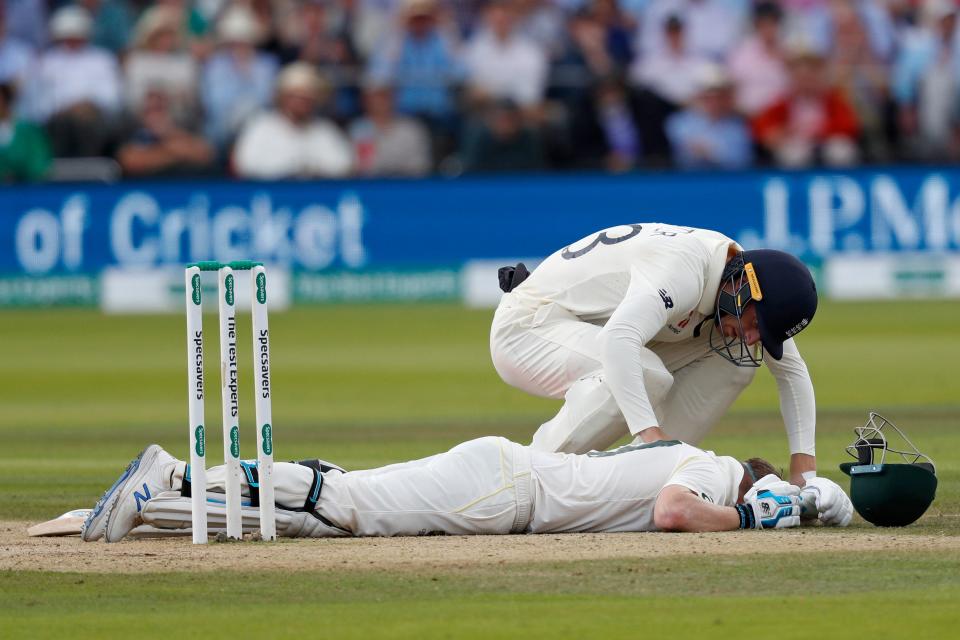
[4,519,959,574]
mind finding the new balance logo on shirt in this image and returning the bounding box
[658,289,673,309]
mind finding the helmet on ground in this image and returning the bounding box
[839,412,937,527]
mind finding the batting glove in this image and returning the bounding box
[799,477,853,527]
[737,490,802,529]
[745,474,801,502]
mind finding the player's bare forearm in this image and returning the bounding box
[653,485,740,532]
[790,453,816,487]
[637,426,669,443]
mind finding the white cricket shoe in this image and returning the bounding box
[81,450,150,542]
[82,445,178,543]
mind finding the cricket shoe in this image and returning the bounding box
[81,450,150,542]
[83,445,178,543]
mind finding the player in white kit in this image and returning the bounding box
[490,223,852,525]
[83,434,830,542]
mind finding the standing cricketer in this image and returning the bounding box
[490,222,852,525]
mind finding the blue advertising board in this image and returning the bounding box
[2,168,959,305]
[3,167,960,274]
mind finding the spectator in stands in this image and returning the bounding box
[550,11,639,171]
[630,14,708,163]
[892,0,960,161]
[515,0,566,61]
[827,0,892,161]
[34,6,122,157]
[154,0,214,60]
[277,0,360,120]
[2,0,46,50]
[463,0,548,115]
[248,0,285,57]
[350,83,432,176]
[233,61,353,179]
[366,0,463,130]
[461,98,545,172]
[278,0,356,68]
[0,3,34,82]
[351,0,404,61]
[727,1,788,117]
[0,80,50,181]
[886,0,922,43]
[552,8,613,98]
[752,42,860,168]
[637,0,747,61]
[593,74,641,172]
[201,5,278,151]
[553,0,633,93]
[589,0,635,71]
[665,63,752,170]
[124,5,200,129]
[116,87,215,177]
[631,14,706,106]
[781,0,896,63]
[80,0,138,54]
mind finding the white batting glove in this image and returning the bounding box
[745,474,801,502]
[738,490,802,529]
[799,477,853,527]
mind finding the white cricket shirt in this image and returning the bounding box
[527,440,743,533]
[508,223,817,456]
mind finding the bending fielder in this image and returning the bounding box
[490,222,851,523]
[80,434,851,542]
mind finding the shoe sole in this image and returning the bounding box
[81,448,148,541]
[104,444,163,543]
[83,445,159,543]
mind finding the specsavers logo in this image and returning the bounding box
[224,274,234,305]
[256,272,267,304]
[191,274,201,305]
[194,425,205,456]
[261,423,273,455]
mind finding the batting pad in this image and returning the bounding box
[140,491,348,538]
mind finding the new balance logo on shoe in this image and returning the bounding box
[134,483,152,512]
[658,289,674,309]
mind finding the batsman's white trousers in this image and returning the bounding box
[490,294,757,453]
[319,436,533,536]
[168,438,533,537]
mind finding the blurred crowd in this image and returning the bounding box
[2,0,960,182]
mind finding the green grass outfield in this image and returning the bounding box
[1,300,958,637]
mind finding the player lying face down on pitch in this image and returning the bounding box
[81,434,850,542]
[491,223,851,524]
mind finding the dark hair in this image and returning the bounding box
[665,14,684,31]
[0,82,15,105]
[744,457,781,483]
[754,1,783,22]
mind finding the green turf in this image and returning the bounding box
[1,300,958,637]
[2,552,959,639]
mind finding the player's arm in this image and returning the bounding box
[654,485,740,532]
[655,483,803,532]
[764,338,816,486]
[601,262,703,441]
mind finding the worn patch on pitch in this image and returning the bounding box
[2,519,959,574]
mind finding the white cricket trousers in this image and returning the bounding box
[490,293,757,453]
[318,436,533,536]
[195,437,533,537]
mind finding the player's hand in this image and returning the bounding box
[741,490,801,529]
[799,477,853,527]
[745,474,801,501]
